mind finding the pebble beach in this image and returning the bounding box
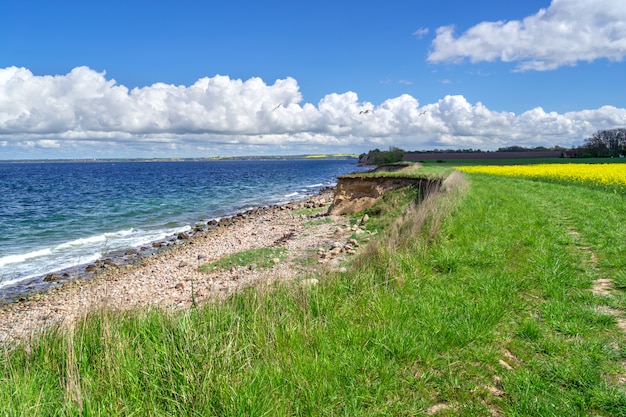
[0,188,367,346]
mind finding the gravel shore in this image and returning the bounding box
[0,189,367,346]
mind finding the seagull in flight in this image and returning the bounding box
[272,104,281,112]
[359,109,370,115]
[419,110,427,116]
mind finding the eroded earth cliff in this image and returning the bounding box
[328,174,441,215]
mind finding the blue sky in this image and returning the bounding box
[1,0,625,159]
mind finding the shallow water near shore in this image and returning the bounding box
[0,158,365,301]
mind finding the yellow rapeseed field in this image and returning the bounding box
[457,163,626,194]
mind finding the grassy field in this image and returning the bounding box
[1,166,625,415]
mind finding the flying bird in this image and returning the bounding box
[272,104,281,112]
[359,109,370,114]
[419,110,427,116]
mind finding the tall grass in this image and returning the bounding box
[1,171,625,415]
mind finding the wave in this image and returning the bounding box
[0,248,53,268]
[0,225,191,290]
[55,229,135,250]
[0,251,103,290]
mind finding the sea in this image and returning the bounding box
[0,158,366,302]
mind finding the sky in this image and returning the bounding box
[1,0,626,160]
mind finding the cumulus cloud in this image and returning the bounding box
[0,65,625,158]
[428,0,626,71]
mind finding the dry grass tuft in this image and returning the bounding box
[388,170,469,250]
[356,171,469,278]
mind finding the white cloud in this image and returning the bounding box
[428,0,626,71]
[36,140,61,148]
[0,65,625,158]
[413,27,429,39]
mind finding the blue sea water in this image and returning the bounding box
[0,159,365,300]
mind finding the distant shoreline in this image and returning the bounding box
[0,154,359,164]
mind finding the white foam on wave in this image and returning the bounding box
[0,248,53,268]
[55,229,135,250]
[0,225,191,290]
[55,235,106,249]
[284,192,300,198]
[0,251,103,290]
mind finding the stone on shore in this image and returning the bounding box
[43,273,62,282]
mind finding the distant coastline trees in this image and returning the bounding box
[358,147,405,166]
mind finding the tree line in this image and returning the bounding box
[358,147,405,165]
[575,128,626,157]
[358,128,626,166]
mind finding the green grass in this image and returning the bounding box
[342,163,452,180]
[1,171,626,416]
[302,217,334,227]
[198,246,287,272]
